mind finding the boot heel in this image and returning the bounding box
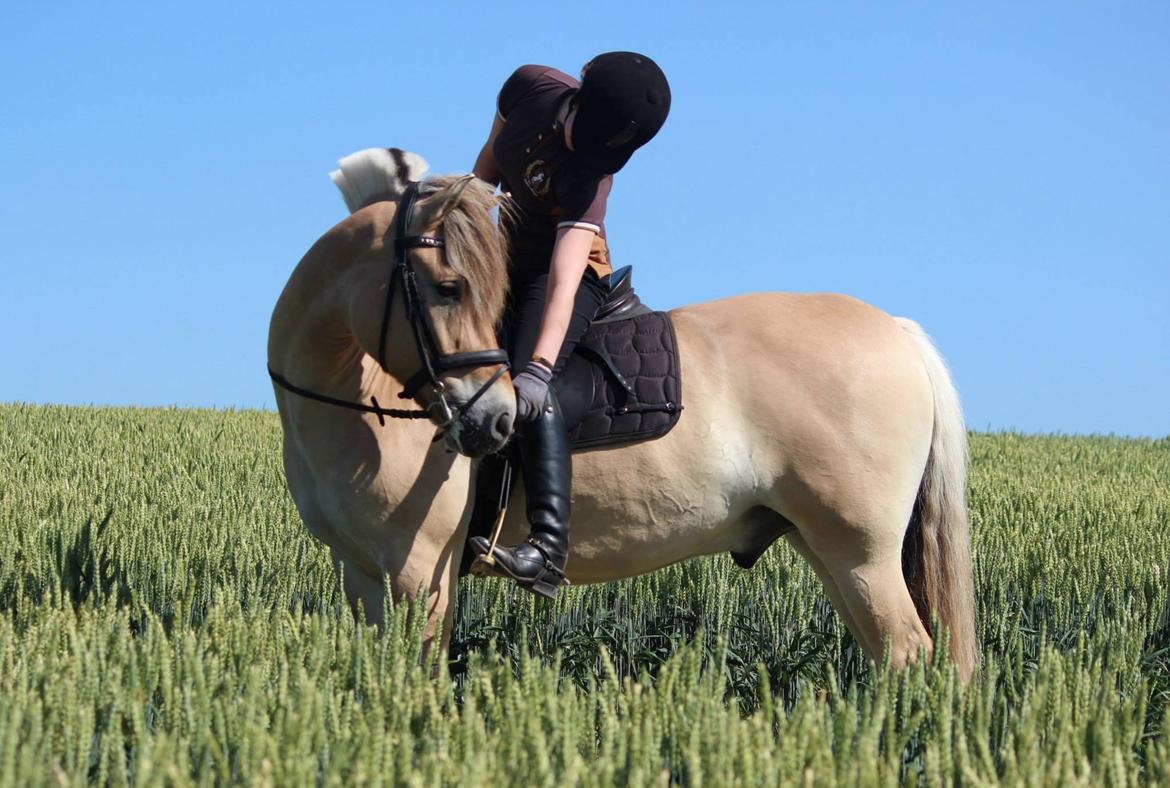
[526,577,561,599]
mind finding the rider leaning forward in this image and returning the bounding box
[469,52,671,598]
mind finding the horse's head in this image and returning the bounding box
[357,174,515,458]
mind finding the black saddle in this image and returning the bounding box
[555,266,684,450]
[592,264,651,323]
[459,267,684,577]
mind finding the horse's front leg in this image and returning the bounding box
[333,552,388,625]
[334,539,464,656]
[327,443,474,658]
[391,532,466,656]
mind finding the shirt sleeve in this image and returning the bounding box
[496,65,547,122]
[556,174,611,235]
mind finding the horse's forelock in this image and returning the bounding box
[416,175,512,331]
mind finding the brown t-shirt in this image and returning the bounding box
[493,65,612,238]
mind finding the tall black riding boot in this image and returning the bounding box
[469,389,570,599]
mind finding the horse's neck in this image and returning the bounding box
[272,254,440,483]
[269,236,405,409]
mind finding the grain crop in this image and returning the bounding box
[1,403,1167,785]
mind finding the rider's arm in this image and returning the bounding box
[477,65,545,186]
[473,113,505,187]
[532,226,595,366]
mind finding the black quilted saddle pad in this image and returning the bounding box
[554,310,684,451]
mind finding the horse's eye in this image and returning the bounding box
[436,281,461,302]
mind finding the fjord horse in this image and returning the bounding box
[268,149,977,679]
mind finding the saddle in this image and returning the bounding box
[555,266,684,449]
[460,267,683,576]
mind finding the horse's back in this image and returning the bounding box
[666,289,934,485]
[670,291,906,356]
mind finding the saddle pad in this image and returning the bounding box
[555,310,684,451]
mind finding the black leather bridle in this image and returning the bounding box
[269,182,510,436]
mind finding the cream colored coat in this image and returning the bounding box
[269,150,978,679]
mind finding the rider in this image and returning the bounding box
[469,52,671,597]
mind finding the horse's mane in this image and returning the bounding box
[331,148,513,329]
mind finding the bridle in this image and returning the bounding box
[268,182,510,438]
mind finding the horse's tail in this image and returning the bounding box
[896,318,979,679]
[329,148,429,214]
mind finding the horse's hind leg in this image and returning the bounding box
[794,512,932,670]
[832,551,930,669]
[783,531,863,646]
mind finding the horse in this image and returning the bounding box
[268,148,978,680]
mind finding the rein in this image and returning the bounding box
[269,182,510,432]
[266,366,430,426]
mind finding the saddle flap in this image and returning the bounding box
[555,310,684,451]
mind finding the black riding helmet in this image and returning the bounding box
[571,52,671,174]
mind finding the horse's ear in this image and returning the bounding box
[416,175,477,230]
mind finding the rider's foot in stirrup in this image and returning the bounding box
[468,535,568,599]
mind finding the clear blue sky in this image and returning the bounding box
[2,2,1167,436]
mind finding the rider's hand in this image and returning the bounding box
[513,361,554,423]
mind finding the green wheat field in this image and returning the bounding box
[1,403,1167,786]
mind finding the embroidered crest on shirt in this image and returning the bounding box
[524,159,551,197]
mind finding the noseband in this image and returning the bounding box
[269,182,510,433]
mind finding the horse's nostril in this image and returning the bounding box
[493,411,513,440]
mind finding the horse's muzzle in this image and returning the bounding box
[443,405,513,458]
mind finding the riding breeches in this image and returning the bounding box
[504,267,610,373]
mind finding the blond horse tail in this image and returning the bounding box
[896,318,979,679]
[329,148,429,214]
